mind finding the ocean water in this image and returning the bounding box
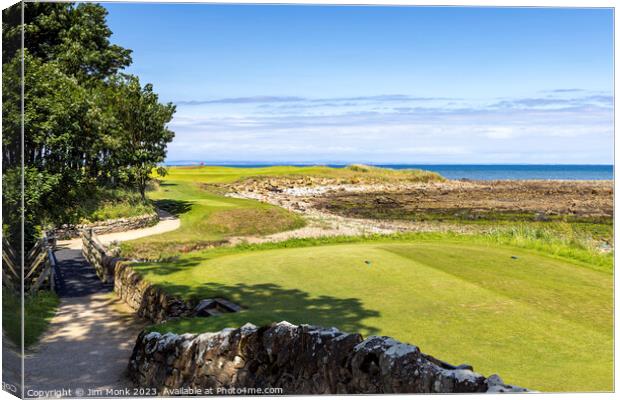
[373,164,614,180]
[166,162,613,180]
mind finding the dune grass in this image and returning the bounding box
[135,238,612,392]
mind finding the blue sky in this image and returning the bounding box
[103,4,613,164]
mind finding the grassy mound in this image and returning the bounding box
[134,238,612,392]
[122,165,441,259]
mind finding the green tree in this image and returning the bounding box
[2,2,175,246]
[108,75,176,200]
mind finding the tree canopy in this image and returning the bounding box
[2,2,176,249]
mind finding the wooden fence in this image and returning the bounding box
[82,228,120,283]
[2,236,57,294]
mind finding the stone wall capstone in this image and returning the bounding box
[56,213,159,240]
[128,321,528,394]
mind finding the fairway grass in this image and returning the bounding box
[122,178,305,258]
[134,240,613,392]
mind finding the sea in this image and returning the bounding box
[165,162,613,181]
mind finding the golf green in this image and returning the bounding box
[135,240,613,392]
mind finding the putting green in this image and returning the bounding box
[136,240,612,392]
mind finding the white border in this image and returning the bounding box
[0,1,615,400]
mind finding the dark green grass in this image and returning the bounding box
[2,289,59,348]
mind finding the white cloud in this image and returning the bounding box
[165,92,613,164]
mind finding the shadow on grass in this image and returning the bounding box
[149,281,382,336]
[154,199,193,216]
[133,256,205,275]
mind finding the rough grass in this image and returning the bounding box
[173,227,613,273]
[2,289,59,348]
[134,238,612,392]
[74,187,155,224]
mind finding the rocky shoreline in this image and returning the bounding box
[222,177,612,246]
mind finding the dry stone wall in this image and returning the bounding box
[80,228,191,322]
[128,321,528,394]
[114,262,191,322]
[55,213,158,239]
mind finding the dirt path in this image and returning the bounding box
[19,211,179,396]
[227,194,483,246]
[24,292,145,396]
[2,336,22,397]
[22,245,156,396]
[58,209,180,250]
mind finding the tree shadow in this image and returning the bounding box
[153,281,382,337]
[153,199,192,216]
[132,256,205,276]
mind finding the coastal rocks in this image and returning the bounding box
[128,321,528,394]
[114,262,191,323]
[55,213,159,240]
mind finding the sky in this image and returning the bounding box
[103,4,614,164]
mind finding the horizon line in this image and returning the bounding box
[163,161,614,166]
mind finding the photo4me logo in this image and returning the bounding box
[161,387,285,396]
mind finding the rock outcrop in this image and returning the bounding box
[128,321,528,394]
